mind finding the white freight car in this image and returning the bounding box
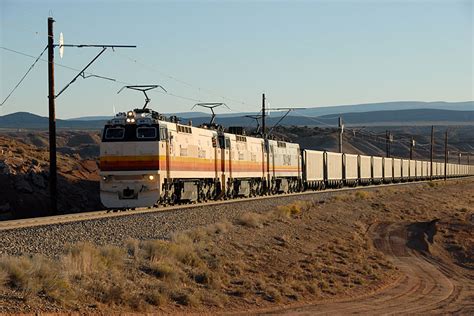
[344,154,358,186]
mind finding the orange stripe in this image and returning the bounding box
[100,155,298,173]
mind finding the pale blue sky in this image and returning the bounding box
[1,0,473,118]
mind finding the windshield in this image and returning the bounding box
[137,127,157,139]
[104,127,125,140]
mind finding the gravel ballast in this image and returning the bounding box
[0,181,438,258]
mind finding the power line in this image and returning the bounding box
[113,51,259,111]
[1,45,48,106]
[0,45,213,110]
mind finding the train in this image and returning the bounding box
[99,108,473,209]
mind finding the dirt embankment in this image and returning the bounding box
[0,131,102,219]
[0,179,472,313]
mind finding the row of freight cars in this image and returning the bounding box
[303,150,473,189]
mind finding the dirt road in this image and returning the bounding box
[267,222,474,315]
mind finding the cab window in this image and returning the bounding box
[136,127,157,139]
[105,127,125,140]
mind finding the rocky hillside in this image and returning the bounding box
[1,125,472,220]
[0,131,102,219]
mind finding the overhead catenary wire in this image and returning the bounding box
[1,45,48,106]
[0,45,211,110]
[2,46,473,152]
[112,51,259,112]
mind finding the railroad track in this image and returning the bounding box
[0,177,469,231]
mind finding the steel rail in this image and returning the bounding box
[0,177,471,231]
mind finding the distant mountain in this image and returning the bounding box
[0,112,105,129]
[67,115,112,121]
[288,101,473,117]
[1,107,472,130]
[318,109,474,125]
[185,109,474,128]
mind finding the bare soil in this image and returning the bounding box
[0,178,472,314]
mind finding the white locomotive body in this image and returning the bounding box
[99,108,473,210]
[100,109,301,208]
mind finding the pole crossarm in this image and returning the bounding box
[54,44,136,98]
[56,44,136,48]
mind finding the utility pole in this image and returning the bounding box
[45,17,135,215]
[262,93,269,193]
[385,131,393,158]
[444,130,448,181]
[430,125,434,180]
[262,93,266,139]
[410,137,415,160]
[338,117,344,153]
[48,17,57,215]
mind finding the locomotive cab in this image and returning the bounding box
[99,109,163,208]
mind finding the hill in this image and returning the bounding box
[1,108,473,130]
[288,101,473,117]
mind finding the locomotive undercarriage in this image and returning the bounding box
[158,176,301,205]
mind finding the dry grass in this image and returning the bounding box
[236,212,266,228]
[1,195,394,311]
[275,202,306,218]
[354,191,371,200]
[0,255,71,302]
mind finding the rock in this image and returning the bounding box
[14,177,34,193]
[0,161,13,175]
[30,172,46,189]
[0,202,10,212]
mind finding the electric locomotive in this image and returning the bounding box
[99,108,301,209]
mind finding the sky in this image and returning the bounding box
[0,0,473,119]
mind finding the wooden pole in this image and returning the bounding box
[48,17,57,215]
[430,125,434,180]
[338,117,343,153]
[444,130,448,181]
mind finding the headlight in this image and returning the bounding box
[126,118,131,123]
[148,175,154,181]
[131,118,135,123]
[127,111,134,117]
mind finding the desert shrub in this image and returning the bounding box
[427,181,437,188]
[0,256,32,289]
[148,261,179,280]
[0,255,71,302]
[0,268,7,290]
[236,212,264,228]
[100,245,126,269]
[208,221,232,234]
[62,242,107,277]
[125,238,140,257]
[355,191,370,199]
[145,288,167,306]
[263,286,281,302]
[275,202,305,218]
[143,237,202,268]
[170,289,199,306]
